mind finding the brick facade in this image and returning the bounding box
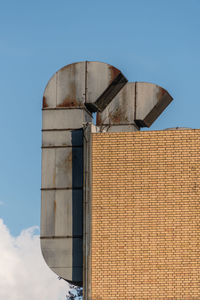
[91,129,200,299]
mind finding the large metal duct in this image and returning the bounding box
[40,61,173,285]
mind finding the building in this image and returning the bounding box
[41,61,200,299]
[90,128,200,299]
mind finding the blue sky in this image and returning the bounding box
[1,0,200,237]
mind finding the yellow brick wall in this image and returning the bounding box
[91,129,200,300]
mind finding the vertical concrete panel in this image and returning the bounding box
[54,190,83,237]
[41,149,56,189]
[41,190,55,236]
[42,130,83,148]
[55,147,83,189]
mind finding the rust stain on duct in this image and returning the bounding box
[96,86,130,125]
[109,109,122,123]
[156,86,173,108]
[141,85,173,128]
[157,86,167,100]
[57,97,79,108]
[97,107,129,125]
[65,151,72,164]
[57,150,73,172]
[57,69,82,107]
[55,150,73,188]
[108,65,120,84]
[62,150,73,170]
[96,113,102,125]
[108,107,128,124]
[43,96,48,108]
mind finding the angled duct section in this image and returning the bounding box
[134,82,173,128]
[96,82,173,131]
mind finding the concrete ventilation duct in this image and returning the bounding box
[40,61,173,285]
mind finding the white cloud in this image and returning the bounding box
[0,219,69,300]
